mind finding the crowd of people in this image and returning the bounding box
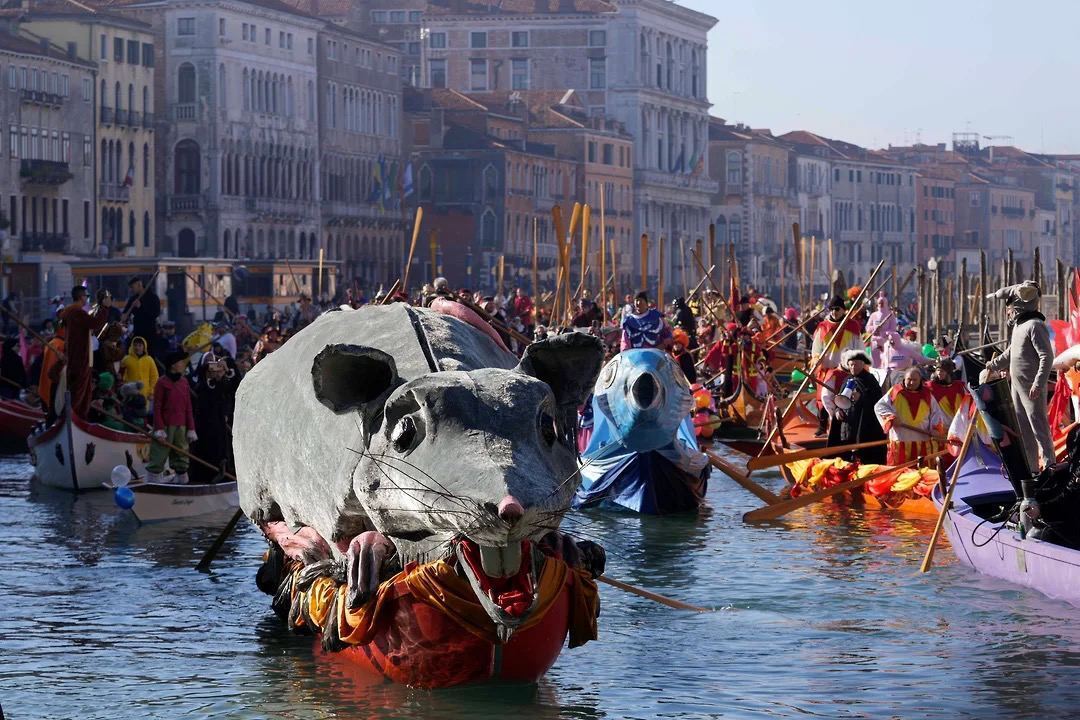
[3,269,1058,487]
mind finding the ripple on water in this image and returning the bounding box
[2,457,1080,719]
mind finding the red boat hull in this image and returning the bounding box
[325,582,572,686]
[0,399,43,449]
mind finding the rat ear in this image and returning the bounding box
[516,333,604,414]
[311,344,400,414]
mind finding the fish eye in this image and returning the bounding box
[539,410,558,446]
[391,416,418,454]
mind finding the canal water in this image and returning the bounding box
[3,449,1080,719]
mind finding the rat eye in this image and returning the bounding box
[539,411,558,446]
[391,416,418,454]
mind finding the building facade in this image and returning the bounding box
[117,0,323,278]
[317,21,405,292]
[21,12,158,258]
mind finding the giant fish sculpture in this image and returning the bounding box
[574,348,709,513]
[234,303,606,687]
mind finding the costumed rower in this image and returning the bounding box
[810,295,864,437]
[928,358,966,424]
[58,285,107,418]
[874,367,947,465]
[829,349,887,464]
[620,291,672,351]
[983,280,1055,471]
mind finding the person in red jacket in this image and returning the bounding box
[147,350,197,484]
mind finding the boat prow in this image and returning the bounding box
[29,398,149,491]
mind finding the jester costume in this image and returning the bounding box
[874,384,948,464]
[929,379,967,422]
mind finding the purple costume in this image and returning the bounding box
[620,309,671,350]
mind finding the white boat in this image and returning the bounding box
[28,393,150,491]
[108,479,240,523]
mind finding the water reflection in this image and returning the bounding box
[3,453,1080,719]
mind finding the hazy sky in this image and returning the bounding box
[679,0,1080,154]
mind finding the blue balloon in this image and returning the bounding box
[114,486,135,510]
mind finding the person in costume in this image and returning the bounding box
[928,358,966,421]
[120,336,159,403]
[620,291,671,351]
[810,295,863,437]
[672,297,698,349]
[983,281,1055,471]
[670,329,697,383]
[148,350,197,484]
[866,293,898,367]
[59,286,108,418]
[829,350,887,464]
[874,367,948,465]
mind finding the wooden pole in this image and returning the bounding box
[959,258,969,344]
[708,223,716,274]
[790,223,801,309]
[827,237,834,294]
[680,235,689,297]
[429,230,438,283]
[979,250,988,328]
[1058,259,1067,321]
[808,236,816,306]
[579,204,590,299]
[316,247,324,300]
[497,255,505,298]
[551,205,566,324]
[565,203,582,322]
[531,218,539,299]
[599,187,607,321]
[920,419,978,572]
[657,234,666,310]
[402,206,423,293]
[916,268,926,342]
[891,265,898,305]
[934,260,943,340]
[780,228,786,310]
[640,233,648,292]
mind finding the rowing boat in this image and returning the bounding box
[934,442,1080,607]
[777,455,940,517]
[28,393,149,491]
[107,478,239,522]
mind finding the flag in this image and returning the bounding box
[670,146,685,173]
[368,157,384,204]
[383,160,396,210]
[402,163,414,198]
[691,149,705,176]
[122,162,134,187]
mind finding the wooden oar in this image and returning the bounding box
[742,451,947,523]
[598,574,712,613]
[920,420,978,572]
[891,421,946,441]
[196,508,244,573]
[746,439,889,471]
[705,449,780,505]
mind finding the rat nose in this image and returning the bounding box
[497,495,524,524]
[631,372,658,408]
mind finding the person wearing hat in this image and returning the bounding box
[874,366,948,465]
[983,280,1055,471]
[123,275,161,346]
[120,335,159,402]
[148,350,197,484]
[866,293,897,368]
[810,295,864,437]
[829,349,886,464]
[929,358,966,425]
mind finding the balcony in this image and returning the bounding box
[21,88,63,107]
[20,159,72,185]
[100,184,130,202]
[1001,206,1026,218]
[170,194,203,213]
[115,110,141,128]
[20,231,69,253]
[142,112,155,130]
[100,106,113,124]
[636,168,719,195]
[173,104,196,121]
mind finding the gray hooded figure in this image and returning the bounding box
[985,280,1055,471]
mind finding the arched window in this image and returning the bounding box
[665,41,673,90]
[142,143,149,187]
[128,211,135,248]
[726,150,741,186]
[142,86,149,115]
[242,69,249,110]
[482,164,498,202]
[418,165,432,201]
[219,64,227,108]
[114,81,122,111]
[177,63,196,103]
[481,210,497,249]
[174,139,201,194]
[729,217,741,248]
[100,139,108,182]
[223,229,231,258]
[143,211,151,248]
[100,78,106,108]
[127,83,135,116]
[640,34,649,85]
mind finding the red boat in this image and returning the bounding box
[0,397,44,451]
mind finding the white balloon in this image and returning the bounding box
[111,465,131,488]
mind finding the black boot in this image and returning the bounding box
[814,407,829,437]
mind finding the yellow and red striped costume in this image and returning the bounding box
[874,385,947,465]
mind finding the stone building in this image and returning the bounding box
[420,0,717,295]
[19,10,158,257]
[0,32,96,301]
[317,21,404,292]
[113,0,323,267]
[709,119,798,295]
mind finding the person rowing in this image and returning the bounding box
[828,349,887,464]
[811,295,864,437]
[874,367,948,465]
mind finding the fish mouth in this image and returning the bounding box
[455,538,540,643]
